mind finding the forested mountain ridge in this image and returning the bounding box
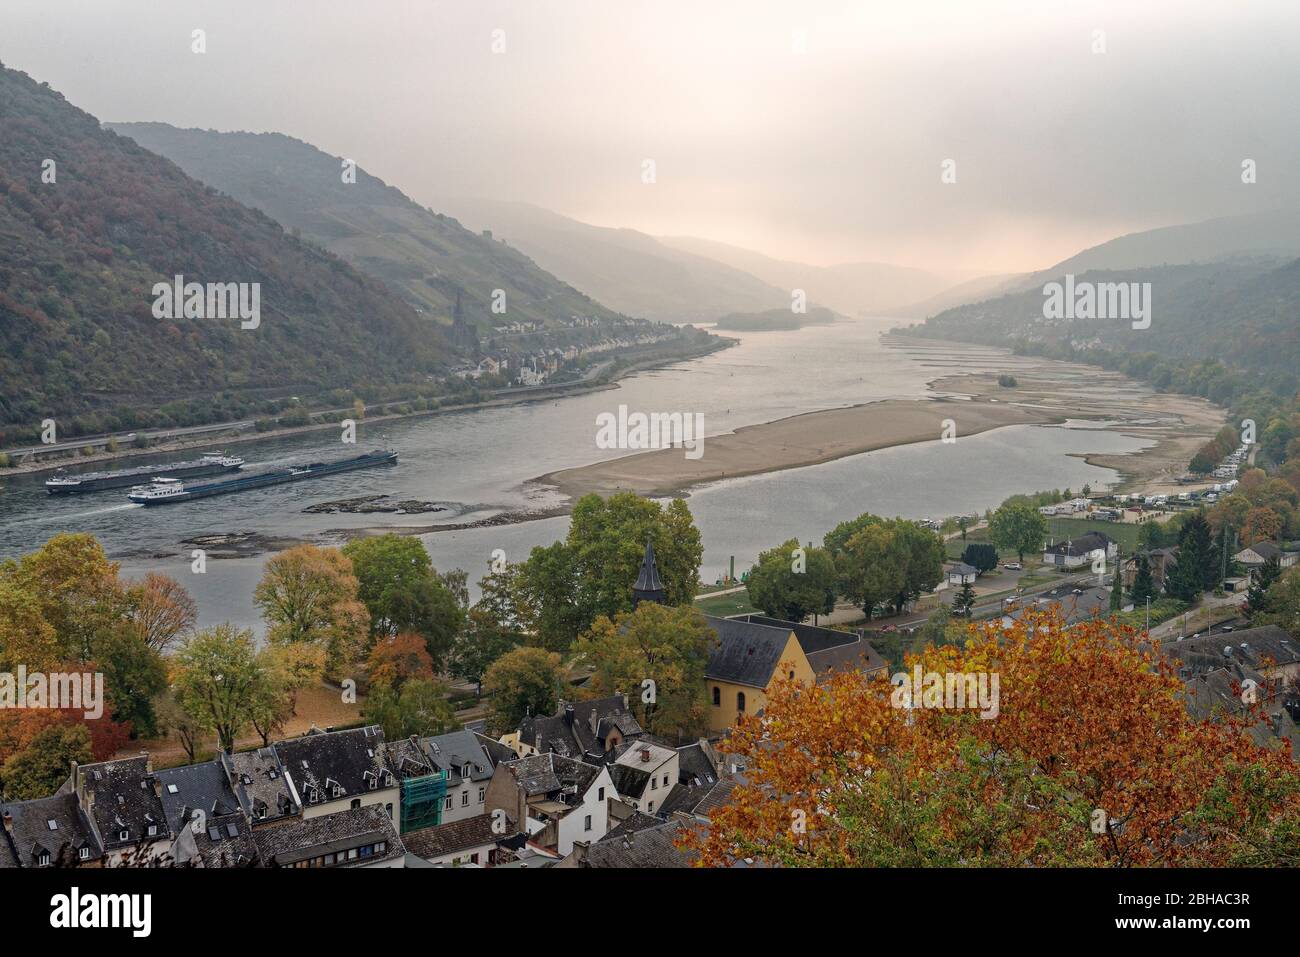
[108,123,627,332]
[0,63,451,439]
[898,255,1300,401]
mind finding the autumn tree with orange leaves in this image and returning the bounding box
[685,610,1300,867]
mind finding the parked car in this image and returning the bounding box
[1004,562,1023,570]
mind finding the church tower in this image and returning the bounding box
[632,535,666,607]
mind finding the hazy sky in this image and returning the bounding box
[5,0,1298,273]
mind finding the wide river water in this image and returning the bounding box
[0,318,1149,634]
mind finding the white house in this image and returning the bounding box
[1042,532,1117,569]
[484,753,616,856]
[947,563,978,586]
[608,742,679,816]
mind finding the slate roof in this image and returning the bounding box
[1,792,102,867]
[604,811,664,840]
[576,820,697,868]
[703,615,795,689]
[733,615,887,680]
[172,810,259,868]
[506,753,602,803]
[949,563,978,576]
[1045,532,1112,557]
[423,730,505,786]
[609,764,652,800]
[519,694,644,762]
[1240,541,1283,561]
[274,725,394,809]
[252,805,404,867]
[0,828,17,869]
[632,537,666,604]
[1164,625,1300,672]
[73,755,169,850]
[402,814,512,861]
[155,760,240,833]
[1180,666,1300,751]
[222,747,296,823]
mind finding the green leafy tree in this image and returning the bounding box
[837,524,905,620]
[575,603,716,741]
[482,646,566,735]
[566,493,703,616]
[1110,560,1123,611]
[885,520,946,615]
[253,545,370,681]
[989,502,1048,563]
[514,541,586,651]
[0,723,92,801]
[95,625,168,737]
[362,678,456,740]
[745,539,837,623]
[172,624,263,752]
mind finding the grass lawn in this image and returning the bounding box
[695,589,761,617]
[1046,516,1144,553]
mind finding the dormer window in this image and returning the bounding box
[78,846,90,861]
[38,852,51,866]
[118,829,130,842]
[147,824,158,837]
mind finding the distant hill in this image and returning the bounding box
[898,256,1300,393]
[1014,210,1300,293]
[108,123,625,333]
[887,272,1027,319]
[659,235,958,317]
[0,63,452,437]
[431,198,792,322]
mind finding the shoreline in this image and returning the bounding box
[341,344,1227,543]
[0,337,734,478]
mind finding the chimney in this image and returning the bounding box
[564,705,575,726]
[150,775,162,798]
[1,810,12,834]
[141,751,153,775]
[621,692,629,710]
[639,746,651,763]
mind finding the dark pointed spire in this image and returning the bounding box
[632,534,666,606]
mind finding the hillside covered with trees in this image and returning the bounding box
[0,63,453,439]
[108,122,628,334]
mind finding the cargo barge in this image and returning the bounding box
[127,450,396,505]
[45,453,244,495]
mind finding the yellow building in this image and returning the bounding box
[701,616,817,734]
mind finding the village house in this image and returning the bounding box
[0,792,103,868]
[1123,546,1178,591]
[250,805,405,869]
[401,813,518,867]
[483,752,615,856]
[1233,540,1299,577]
[1042,531,1117,569]
[947,562,979,586]
[608,740,679,816]
[62,755,172,866]
[509,694,645,763]
[272,725,399,829]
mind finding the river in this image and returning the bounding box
[0,317,1149,634]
